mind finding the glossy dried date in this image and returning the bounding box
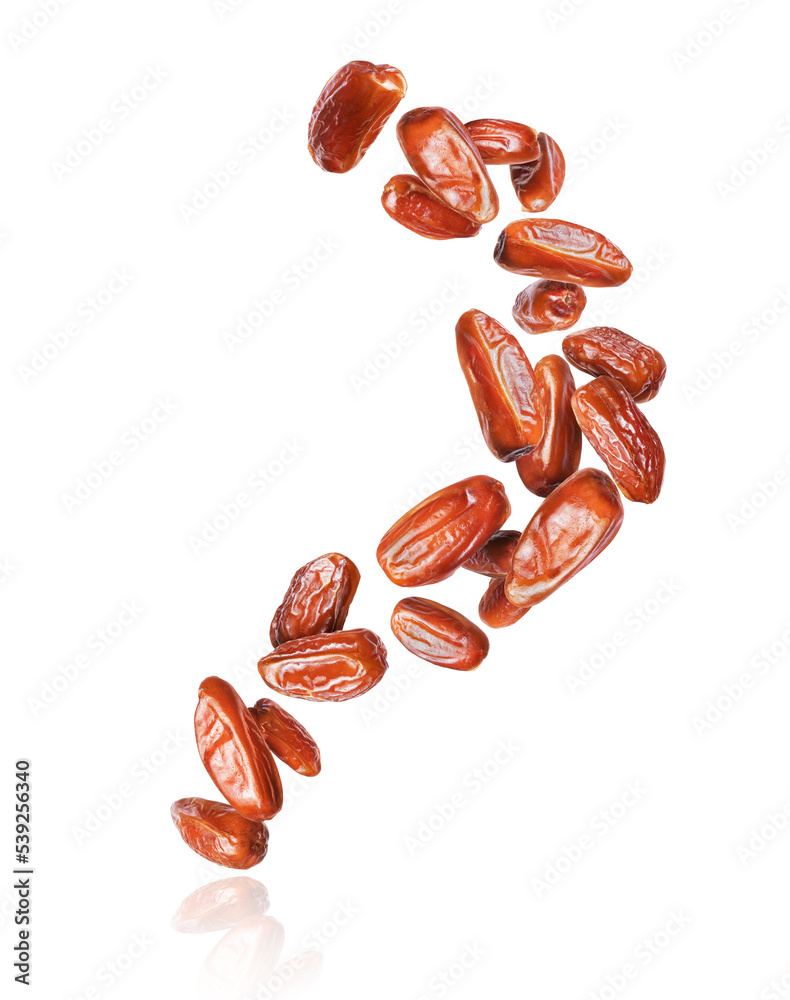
[562,327,667,402]
[456,309,544,462]
[308,60,407,173]
[391,597,489,670]
[381,174,482,240]
[516,355,582,497]
[464,118,539,165]
[479,577,530,628]
[195,676,283,823]
[571,377,665,504]
[510,132,565,212]
[505,468,624,608]
[270,552,360,647]
[396,107,499,223]
[462,529,521,577]
[249,698,321,777]
[512,279,586,335]
[171,797,269,870]
[258,628,388,702]
[377,475,511,586]
[494,218,633,287]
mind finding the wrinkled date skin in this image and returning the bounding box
[270,552,360,647]
[516,355,582,498]
[195,677,284,822]
[494,218,633,287]
[512,279,587,335]
[510,132,566,212]
[258,628,388,702]
[381,174,482,240]
[562,327,667,402]
[308,61,407,173]
[505,468,624,608]
[462,529,521,577]
[396,107,499,223]
[479,577,530,628]
[391,597,489,670]
[171,877,270,933]
[249,698,321,777]
[377,475,511,586]
[171,797,269,870]
[456,309,544,462]
[464,118,539,165]
[571,377,665,504]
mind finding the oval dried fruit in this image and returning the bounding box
[171,797,269,870]
[249,698,321,777]
[464,118,539,165]
[270,552,360,647]
[391,597,489,670]
[512,279,587,335]
[479,577,530,628]
[381,174,482,240]
[462,529,521,577]
[510,132,566,212]
[562,326,667,402]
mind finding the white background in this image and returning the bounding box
[3,0,790,997]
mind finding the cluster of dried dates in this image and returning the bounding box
[172,59,667,869]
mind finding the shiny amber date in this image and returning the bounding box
[377,475,511,586]
[270,552,360,647]
[308,61,406,173]
[195,676,283,822]
[462,529,521,577]
[390,597,489,670]
[571,377,665,504]
[494,218,633,287]
[249,698,321,777]
[381,174,482,240]
[512,279,587,335]
[510,132,565,212]
[516,355,582,497]
[562,327,667,402]
[505,468,624,608]
[258,629,388,702]
[396,107,499,223]
[456,309,544,462]
[464,118,539,165]
[171,797,269,870]
[479,577,530,628]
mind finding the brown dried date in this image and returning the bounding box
[505,468,624,608]
[258,628,388,702]
[270,552,360,647]
[456,309,544,462]
[381,174,482,240]
[308,60,407,173]
[391,597,489,670]
[509,132,566,212]
[462,529,521,577]
[494,218,633,287]
[249,698,321,777]
[195,676,283,822]
[464,118,539,165]
[377,474,511,586]
[571,377,665,504]
[396,107,499,223]
[479,577,530,628]
[512,279,587,335]
[171,797,269,870]
[562,327,667,402]
[516,355,582,497]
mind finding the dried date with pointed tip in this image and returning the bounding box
[270,552,360,647]
[249,698,321,777]
[571,377,665,504]
[396,107,499,223]
[381,174,482,240]
[308,60,407,173]
[391,597,489,670]
[195,676,283,822]
[562,327,667,402]
[494,218,633,287]
[516,355,582,497]
[456,309,544,462]
[464,118,540,165]
[258,628,388,702]
[513,279,587,335]
[505,468,624,608]
[377,475,511,586]
[510,132,565,212]
[462,529,521,577]
[479,577,530,628]
[171,797,269,870]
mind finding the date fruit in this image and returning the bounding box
[512,279,586,335]
[377,475,511,586]
[381,174,482,240]
[308,60,407,173]
[258,629,388,702]
[171,797,269,870]
[562,327,667,402]
[505,468,624,608]
[249,698,321,777]
[391,597,489,670]
[510,132,565,212]
[464,118,539,165]
[270,552,360,647]
[456,309,544,462]
[479,577,530,628]
[571,377,665,504]
[396,107,499,223]
[462,529,521,577]
[494,218,633,287]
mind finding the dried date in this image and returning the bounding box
[391,597,489,670]
[464,118,539,165]
[512,279,586,335]
[562,327,667,401]
[381,174,482,239]
[249,698,321,777]
[510,132,565,212]
[171,797,269,870]
[270,552,360,647]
